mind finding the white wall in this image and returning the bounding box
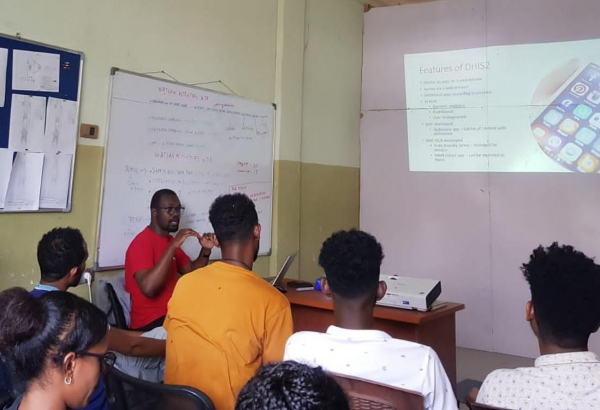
[361,0,600,358]
[302,0,363,167]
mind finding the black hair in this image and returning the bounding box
[209,194,258,242]
[0,288,108,395]
[522,242,600,348]
[37,227,86,283]
[318,229,384,299]
[235,361,349,410]
[150,189,178,209]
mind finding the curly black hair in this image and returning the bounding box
[522,242,600,348]
[37,227,87,283]
[235,361,349,410]
[0,288,107,395]
[209,193,258,243]
[318,230,384,299]
[150,189,178,209]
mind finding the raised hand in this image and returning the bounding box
[172,229,201,249]
[199,232,219,250]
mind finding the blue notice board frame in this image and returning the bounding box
[0,33,83,213]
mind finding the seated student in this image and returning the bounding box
[30,227,167,410]
[165,193,293,409]
[125,189,217,331]
[471,243,600,410]
[235,361,349,410]
[284,230,457,410]
[0,288,114,410]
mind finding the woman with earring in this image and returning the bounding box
[0,288,115,410]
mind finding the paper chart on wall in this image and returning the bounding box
[4,152,44,211]
[0,48,7,107]
[39,153,72,209]
[8,94,46,152]
[0,149,14,208]
[44,98,77,154]
[12,50,60,92]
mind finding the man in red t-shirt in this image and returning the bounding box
[125,189,217,331]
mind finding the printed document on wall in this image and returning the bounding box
[12,50,60,92]
[40,153,72,209]
[0,149,14,208]
[44,98,77,154]
[4,152,44,211]
[0,48,8,107]
[8,94,46,152]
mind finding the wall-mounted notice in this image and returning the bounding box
[12,50,60,92]
[0,148,13,207]
[4,151,44,211]
[0,48,7,107]
[40,153,72,209]
[44,98,77,154]
[8,94,46,152]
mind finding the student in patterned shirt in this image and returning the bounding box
[470,242,600,410]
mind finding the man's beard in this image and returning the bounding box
[253,241,260,262]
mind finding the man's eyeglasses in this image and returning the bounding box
[155,206,185,215]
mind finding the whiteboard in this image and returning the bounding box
[96,70,274,269]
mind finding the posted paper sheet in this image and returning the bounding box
[0,48,7,107]
[44,98,77,154]
[40,153,72,209]
[8,94,46,152]
[4,152,44,211]
[12,50,60,92]
[0,149,14,208]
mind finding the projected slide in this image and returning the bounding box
[405,39,600,172]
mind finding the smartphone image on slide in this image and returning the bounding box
[531,62,600,173]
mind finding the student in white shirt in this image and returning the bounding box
[470,242,600,410]
[284,229,457,410]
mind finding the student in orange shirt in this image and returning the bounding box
[164,193,293,409]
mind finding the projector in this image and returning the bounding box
[376,275,442,311]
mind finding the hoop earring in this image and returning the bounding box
[64,376,72,385]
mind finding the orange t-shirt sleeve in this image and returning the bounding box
[262,303,294,364]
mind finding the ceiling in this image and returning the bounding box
[358,0,439,7]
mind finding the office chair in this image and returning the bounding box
[105,283,129,330]
[104,367,214,410]
[330,373,425,410]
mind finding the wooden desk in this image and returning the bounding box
[284,281,465,389]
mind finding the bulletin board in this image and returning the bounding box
[0,33,83,213]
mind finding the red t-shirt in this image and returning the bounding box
[125,226,191,329]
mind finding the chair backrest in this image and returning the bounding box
[467,402,509,410]
[104,366,215,410]
[330,373,425,410]
[105,283,129,330]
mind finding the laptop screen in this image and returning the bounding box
[271,253,297,285]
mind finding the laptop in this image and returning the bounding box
[264,254,296,289]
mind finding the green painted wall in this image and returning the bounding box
[299,163,360,281]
